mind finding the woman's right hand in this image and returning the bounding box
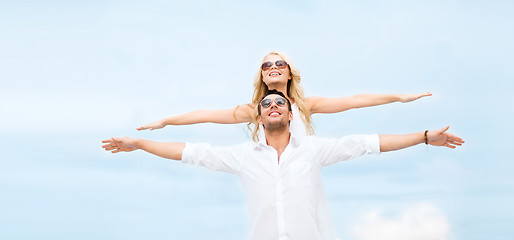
[137,120,166,131]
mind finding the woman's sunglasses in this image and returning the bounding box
[260,97,287,109]
[261,60,288,71]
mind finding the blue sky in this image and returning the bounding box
[1,0,513,239]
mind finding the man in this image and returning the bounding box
[102,90,464,240]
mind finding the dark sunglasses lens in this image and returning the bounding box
[275,60,287,68]
[261,99,272,108]
[261,62,273,71]
[275,97,286,106]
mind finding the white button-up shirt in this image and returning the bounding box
[182,134,380,240]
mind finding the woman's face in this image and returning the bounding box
[261,54,292,87]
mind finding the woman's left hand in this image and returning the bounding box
[399,92,432,103]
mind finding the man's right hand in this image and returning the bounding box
[102,137,140,153]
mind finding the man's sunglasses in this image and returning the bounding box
[261,60,288,71]
[260,97,287,109]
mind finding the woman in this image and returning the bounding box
[137,51,431,141]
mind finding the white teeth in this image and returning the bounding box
[270,72,280,76]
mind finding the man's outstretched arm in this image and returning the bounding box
[379,126,464,152]
[102,137,185,160]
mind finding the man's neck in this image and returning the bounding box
[264,128,291,161]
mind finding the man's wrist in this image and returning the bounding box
[134,138,144,150]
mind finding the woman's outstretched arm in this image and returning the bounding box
[137,104,255,131]
[307,92,431,114]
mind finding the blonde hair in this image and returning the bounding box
[249,51,314,141]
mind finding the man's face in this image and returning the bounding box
[257,94,293,132]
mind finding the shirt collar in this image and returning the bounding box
[255,127,302,149]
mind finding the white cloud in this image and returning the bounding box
[352,203,451,240]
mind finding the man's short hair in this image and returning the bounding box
[257,89,292,116]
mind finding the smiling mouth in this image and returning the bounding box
[269,72,281,76]
[269,111,281,116]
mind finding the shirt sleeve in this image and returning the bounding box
[181,142,246,174]
[312,134,380,166]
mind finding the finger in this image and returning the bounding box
[443,142,455,148]
[437,126,450,134]
[112,147,124,153]
[447,133,464,143]
[104,148,116,152]
[414,92,432,99]
[102,139,113,143]
[444,143,456,149]
[449,138,464,144]
[102,143,114,148]
[447,141,462,147]
[104,147,117,151]
[448,139,463,145]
